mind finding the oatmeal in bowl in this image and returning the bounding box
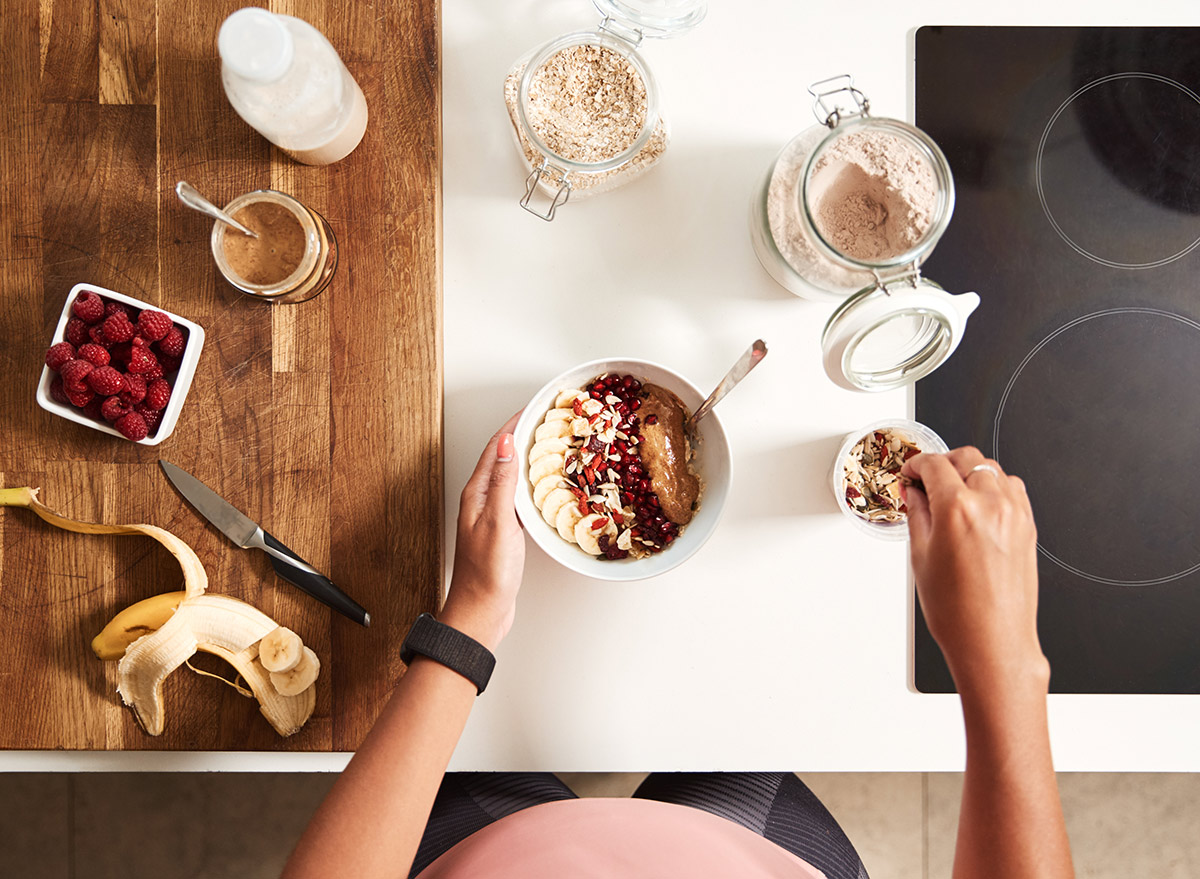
[515,359,731,581]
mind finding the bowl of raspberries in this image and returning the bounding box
[36,283,205,445]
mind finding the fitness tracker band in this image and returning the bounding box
[400,612,496,695]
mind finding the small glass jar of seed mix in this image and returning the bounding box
[503,0,707,221]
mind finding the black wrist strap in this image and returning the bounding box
[400,613,496,695]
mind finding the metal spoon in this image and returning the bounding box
[175,181,258,238]
[687,340,768,434]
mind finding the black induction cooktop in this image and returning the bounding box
[914,26,1200,694]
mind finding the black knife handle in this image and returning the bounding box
[261,530,371,627]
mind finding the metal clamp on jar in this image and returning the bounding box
[750,75,980,391]
[503,0,706,221]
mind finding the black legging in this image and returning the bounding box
[410,772,868,879]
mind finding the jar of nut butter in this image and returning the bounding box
[211,190,337,304]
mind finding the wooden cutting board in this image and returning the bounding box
[0,0,441,751]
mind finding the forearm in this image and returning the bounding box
[953,661,1074,879]
[282,604,496,879]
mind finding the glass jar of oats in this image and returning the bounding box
[504,0,707,221]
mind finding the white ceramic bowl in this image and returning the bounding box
[35,283,206,446]
[830,418,948,540]
[514,358,732,581]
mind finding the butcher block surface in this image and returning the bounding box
[0,0,442,751]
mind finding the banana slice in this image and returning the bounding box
[270,646,320,697]
[535,420,574,442]
[555,502,583,543]
[543,408,573,423]
[555,389,586,408]
[533,474,567,508]
[528,454,565,486]
[258,626,303,673]
[540,488,576,525]
[529,437,570,461]
[574,513,618,556]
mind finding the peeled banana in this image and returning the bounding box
[1,486,318,737]
[92,591,186,660]
[117,594,315,737]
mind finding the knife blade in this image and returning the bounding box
[159,460,370,627]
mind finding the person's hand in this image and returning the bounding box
[441,413,524,651]
[902,447,1047,697]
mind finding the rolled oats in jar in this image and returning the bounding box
[504,0,707,220]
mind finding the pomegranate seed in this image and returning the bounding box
[630,398,641,410]
[645,414,659,425]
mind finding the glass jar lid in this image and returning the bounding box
[591,0,707,39]
[821,277,980,392]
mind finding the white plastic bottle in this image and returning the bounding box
[218,7,369,165]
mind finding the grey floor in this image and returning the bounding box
[2,771,1198,878]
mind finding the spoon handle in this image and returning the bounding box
[688,340,768,430]
[175,181,259,238]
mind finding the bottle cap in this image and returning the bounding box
[218,8,295,83]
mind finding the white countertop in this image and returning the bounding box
[442,0,1200,773]
[4,0,1197,773]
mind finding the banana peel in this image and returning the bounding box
[1,486,316,737]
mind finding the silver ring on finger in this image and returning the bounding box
[968,463,1001,480]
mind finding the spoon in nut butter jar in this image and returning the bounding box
[175,180,259,238]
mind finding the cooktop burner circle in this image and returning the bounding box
[993,308,1200,586]
[1036,72,1200,270]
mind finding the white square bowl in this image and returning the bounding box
[513,357,733,582]
[35,283,206,446]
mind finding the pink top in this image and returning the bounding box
[417,797,828,879]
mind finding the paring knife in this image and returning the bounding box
[159,460,370,627]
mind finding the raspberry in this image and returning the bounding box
[144,378,171,410]
[101,395,130,423]
[157,326,186,359]
[127,344,158,374]
[102,312,136,344]
[71,291,105,324]
[49,376,70,405]
[118,373,146,406]
[137,310,173,341]
[134,404,162,435]
[60,359,94,389]
[158,353,182,373]
[104,300,134,321]
[81,397,105,421]
[87,365,125,396]
[65,318,89,348]
[141,361,164,381]
[66,384,94,408]
[76,343,110,367]
[45,342,76,371]
[115,411,148,441]
[89,324,109,346]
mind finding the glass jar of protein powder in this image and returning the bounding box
[504,0,707,221]
[751,75,979,392]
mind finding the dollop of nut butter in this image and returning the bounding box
[637,384,701,525]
